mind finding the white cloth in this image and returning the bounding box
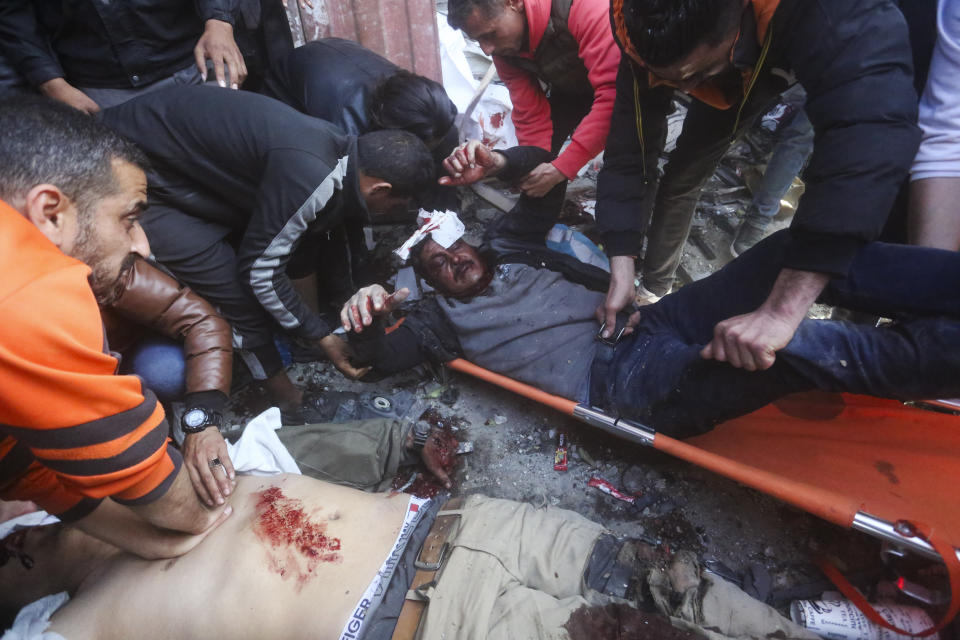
[912,0,960,180]
[224,407,300,476]
[395,210,465,261]
[0,512,58,541]
[437,14,518,150]
[1,593,69,640]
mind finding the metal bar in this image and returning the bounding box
[853,512,960,563]
[571,405,656,446]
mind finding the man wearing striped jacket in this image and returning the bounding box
[0,97,229,559]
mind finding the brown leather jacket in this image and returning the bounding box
[102,258,233,409]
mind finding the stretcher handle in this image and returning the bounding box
[817,524,960,636]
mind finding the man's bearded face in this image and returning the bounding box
[418,238,490,298]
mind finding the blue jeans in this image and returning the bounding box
[120,336,187,403]
[593,230,960,438]
[746,109,814,224]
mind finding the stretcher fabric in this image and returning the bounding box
[449,359,960,628]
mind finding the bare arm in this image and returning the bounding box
[127,464,231,537]
[76,479,232,560]
[701,268,829,371]
[908,177,960,250]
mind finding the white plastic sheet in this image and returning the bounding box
[437,14,518,149]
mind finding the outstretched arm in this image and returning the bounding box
[438,141,507,187]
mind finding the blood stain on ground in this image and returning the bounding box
[252,486,341,591]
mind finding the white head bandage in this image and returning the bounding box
[395,210,465,262]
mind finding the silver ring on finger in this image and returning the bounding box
[208,457,223,471]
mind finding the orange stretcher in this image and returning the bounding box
[448,358,960,634]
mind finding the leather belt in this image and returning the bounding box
[390,496,464,640]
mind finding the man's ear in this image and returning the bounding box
[22,184,76,249]
[507,0,524,12]
[368,182,392,198]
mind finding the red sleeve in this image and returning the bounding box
[552,0,621,178]
[494,56,554,151]
[0,262,181,510]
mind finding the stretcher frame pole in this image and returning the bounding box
[446,358,960,567]
[853,512,960,563]
[571,404,656,445]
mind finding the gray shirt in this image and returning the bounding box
[437,263,604,400]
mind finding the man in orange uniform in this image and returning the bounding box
[0,97,229,559]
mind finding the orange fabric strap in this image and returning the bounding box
[817,525,960,636]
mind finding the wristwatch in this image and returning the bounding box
[410,420,432,451]
[181,407,222,434]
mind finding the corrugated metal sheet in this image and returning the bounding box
[284,0,442,81]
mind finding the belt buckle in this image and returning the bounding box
[414,541,449,571]
[596,321,626,346]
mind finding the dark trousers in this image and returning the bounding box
[548,90,593,155]
[141,203,283,379]
[641,99,752,295]
[595,230,960,438]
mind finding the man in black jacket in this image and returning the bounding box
[262,37,459,210]
[0,0,245,112]
[101,86,436,424]
[339,142,960,438]
[594,0,921,375]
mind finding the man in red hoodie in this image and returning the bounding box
[447,0,619,197]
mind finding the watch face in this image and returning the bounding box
[183,409,207,429]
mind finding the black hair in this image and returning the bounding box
[356,129,436,199]
[621,0,742,68]
[407,236,432,273]
[0,96,148,217]
[370,71,458,147]
[447,0,505,30]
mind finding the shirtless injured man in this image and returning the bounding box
[1,470,820,640]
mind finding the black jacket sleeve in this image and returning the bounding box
[481,146,568,245]
[778,0,920,275]
[0,0,63,87]
[195,0,237,24]
[236,149,349,341]
[594,56,673,257]
[349,298,462,374]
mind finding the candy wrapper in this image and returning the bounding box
[588,477,639,504]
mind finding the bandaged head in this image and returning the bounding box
[395,210,465,262]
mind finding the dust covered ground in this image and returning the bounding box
[218,117,894,615]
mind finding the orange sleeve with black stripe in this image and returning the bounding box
[0,205,181,517]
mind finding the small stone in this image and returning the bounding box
[654,479,668,492]
[764,546,777,558]
[621,465,646,494]
[493,414,508,425]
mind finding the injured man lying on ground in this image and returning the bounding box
[338,144,960,439]
[1,416,819,640]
